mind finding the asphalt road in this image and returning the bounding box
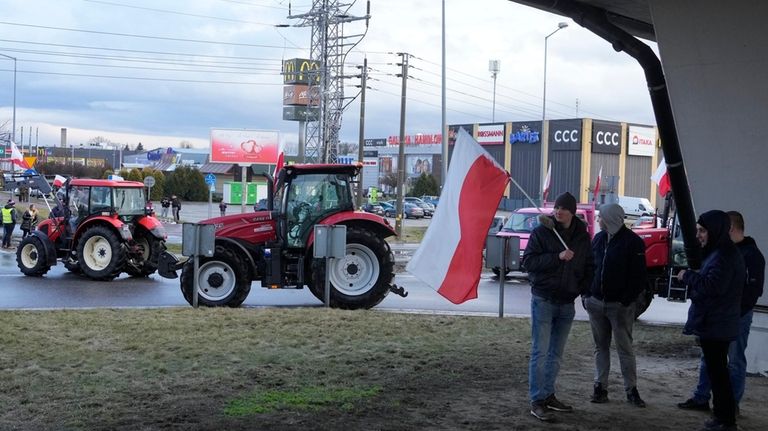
[0,193,688,324]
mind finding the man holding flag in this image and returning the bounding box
[523,191,594,421]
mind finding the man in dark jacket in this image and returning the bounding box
[585,203,647,407]
[677,210,745,431]
[523,192,594,422]
[678,211,764,416]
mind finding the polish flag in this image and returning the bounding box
[406,129,510,304]
[593,165,602,205]
[542,162,552,202]
[7,141,31,170]
[272,151,284,185]
[53,174,67,187]
[651,158,671,196]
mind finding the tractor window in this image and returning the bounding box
[113,188,146,216]
[69,186,90,220]
[285,173,353,247]
[90,186,113,214]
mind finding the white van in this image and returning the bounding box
[618,196,655,217]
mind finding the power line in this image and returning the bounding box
[17,58,281,75]
[0,68,282,85]
[0,21,304,49]
[83,0,275,25]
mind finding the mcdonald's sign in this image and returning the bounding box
[283,58,320,85]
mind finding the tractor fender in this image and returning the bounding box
[305,212,396,250]
[135,215,167,240]
[74,217,129,243]
[214,237,259,279]
[28,230,59,267]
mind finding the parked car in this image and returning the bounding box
[420,195,439,207]
[361,202,385,216]
[379,202,396,217]
[404,197,435,217]
[403,202,424,219]
[488,215,507,235]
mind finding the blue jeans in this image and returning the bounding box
[692,310,753,405]
[529,295,575,402]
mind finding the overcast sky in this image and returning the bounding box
[0,0,657,151]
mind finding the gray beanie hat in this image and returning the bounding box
[599,203,625,235]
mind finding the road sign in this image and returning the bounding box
[143,176,156,188]
[205,173,216,185]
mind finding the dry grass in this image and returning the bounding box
[0,308,765,431]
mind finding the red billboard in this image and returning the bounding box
[210,129,280,164]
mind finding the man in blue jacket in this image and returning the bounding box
[523,192,594,422]
[677,210,745,431]
[678,211,764,417]
[585,203,647,407]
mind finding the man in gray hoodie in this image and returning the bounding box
[584,203,647,407]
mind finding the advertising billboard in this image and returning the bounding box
[406,155,433,177]
[628,125,656,157]
[210,129,280,165]
[591,120,622,154]
[477,123,505,145]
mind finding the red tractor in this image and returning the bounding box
[157,164,403,309]
[16,177,167,280]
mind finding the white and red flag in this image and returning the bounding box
[272,151,284,186]
[53,174,67,187]
[592,165,602,205]
[542,162,552,202]
[651,158,671,196]
[4,141,31,170]
[406,129,510,304]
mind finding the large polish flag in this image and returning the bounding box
[406,129,509,304]
[651,158,671,196]
[5,141,31,170]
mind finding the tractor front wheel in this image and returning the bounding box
[126,232,166,277]
[77,225,126,281]
[180,245,251,307]
[16,236,52,277]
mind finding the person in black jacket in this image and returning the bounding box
[677,210,745,431]
[678,211,764,416]
[523,192,594,422]
[585,203,647,407]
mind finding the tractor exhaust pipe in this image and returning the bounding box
[515,0,701,269]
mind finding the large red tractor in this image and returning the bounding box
[16,177,167,280]
[158,164,404,309]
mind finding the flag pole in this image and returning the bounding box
[509,173,569,250]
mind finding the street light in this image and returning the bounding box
[542,22,568,121]
[0,53,17,143]
[489,60,500,122]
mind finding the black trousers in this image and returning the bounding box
[700,338,736,425]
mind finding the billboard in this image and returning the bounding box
[628,125,656,157]
[591,120,622,154]
[282,58,320,85]
[477,123,505,145]
[406,155,433,176]
[210,129,280,165]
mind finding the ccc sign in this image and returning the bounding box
[595,131,619,146]
[554,129,579,143]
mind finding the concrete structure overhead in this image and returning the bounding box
[507,0,768,373]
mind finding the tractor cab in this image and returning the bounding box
[275,164,358,248]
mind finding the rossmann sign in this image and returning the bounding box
[477,123,505,145]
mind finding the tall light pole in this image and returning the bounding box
[542,22,568,121]
[489,60,500,122]
[0,53,17,143]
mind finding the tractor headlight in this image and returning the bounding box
[120,224,133,241]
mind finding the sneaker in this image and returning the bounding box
[530,401,554,422]
[678,398,710,411]
[544,394,573,412]
[626,387,646,408]
[700,418,737,431]
[591,383,609,403]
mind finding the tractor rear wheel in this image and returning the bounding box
[16,236,52,277]
[77,225,126,281]
[126,232,166,277]
[309,227,394,309]
[180,245,251,307]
